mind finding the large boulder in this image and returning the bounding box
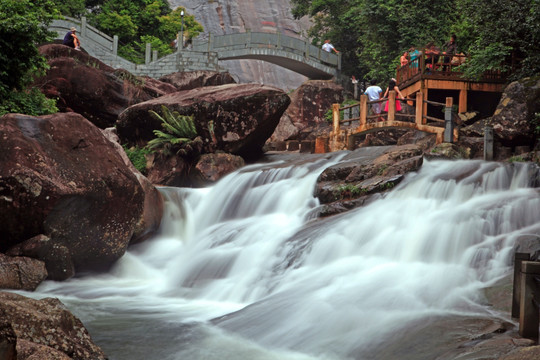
[0,292,107,360]
[271,80,344,142]
[35,44,177,128]
[159,70,236,90]
[117,83,291,159]
[462,75,540,148]
[0,112,148,277]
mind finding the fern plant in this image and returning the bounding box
[146,105,201,157]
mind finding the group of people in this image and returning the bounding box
[364,78,405,122]
[399,34,458,72]
[63,27,81,50]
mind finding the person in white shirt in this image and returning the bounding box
[364,79,383,121]
[322,39,339,53]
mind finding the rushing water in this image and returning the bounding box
[32,152,540,360]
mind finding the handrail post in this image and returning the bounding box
[519,261,540,341]
[113,35,118,56]
[145,43,151,64]
[513,253,532,318]
[415,92,423,125]
[360,95,367,127]
[444,97,454,142]
[388,91,396,122]
[332,103,341,135]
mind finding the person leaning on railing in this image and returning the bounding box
[383,78,405,112]
[442,34,457,71]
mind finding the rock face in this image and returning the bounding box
[35,44,177,128]
[159,70,237,90]
[0,253,47,291]
[0,112,148,277]
[168,0,312,91]
[193,153,245,185]
[462,75,540,150]
[0,291,107,360]
[315,145,425,217]
[271,80,344,142]
[117,83,291,159]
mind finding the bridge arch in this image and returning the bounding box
[47,17,340,79]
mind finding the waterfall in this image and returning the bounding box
[33,154,540,360]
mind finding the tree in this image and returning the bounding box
[0,0,58,115]
[87,1,204,63]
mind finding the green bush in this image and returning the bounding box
[0,88,58,116]
[123,145,151,174]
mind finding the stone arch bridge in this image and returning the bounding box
[48,17,340,80]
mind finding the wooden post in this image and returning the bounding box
[444,97,454,143]
[360,95,367,127]
[422,87,428,124]
[459,89,467,113]
[484,125,494,160]
[332,103,340,135]
[519,261,540,340]
[513,253,532,318]
[415,92,423,125]
[388,91,396,122]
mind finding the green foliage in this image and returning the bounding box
[533,113,540,137]
[292,0,540,82]
[87,2,204,64]
[333,183,367,200]
[146,106,199,157]
[0,88,58,117]
[324,99,358,122]
[122,145,151,174]
[49,0,86,18]
[0,0,59,115]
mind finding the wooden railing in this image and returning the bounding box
[396,51,506,85]
[329,91,458,150]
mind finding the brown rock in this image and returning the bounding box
[0,292,107,360]
[6,235,74,281]
[0,253,47,291]
[101,128,164,245]
[462,75,540,148]
[35,44,176,128]
[192,153,245,186]
[117,83,291,159]
[159,70,236,90]
[272,80,344,142]
[0,112,145,275]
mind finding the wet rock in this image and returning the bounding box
[192,153,245,186]
[6,234,75,282]
[0,112,146,275]
[0,292,107,360]
[101,128,164,245]
[0,253,47,290]
[117,83,290,159]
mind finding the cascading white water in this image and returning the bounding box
[32,154,540,360]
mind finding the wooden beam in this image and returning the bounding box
[459,89,467,113]
[360,95,367,127]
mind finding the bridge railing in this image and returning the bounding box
[192,32,340,68]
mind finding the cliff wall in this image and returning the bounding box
[168,0,312,91]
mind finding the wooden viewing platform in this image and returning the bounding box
[316,51,509,153]
[397,53,507,115]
